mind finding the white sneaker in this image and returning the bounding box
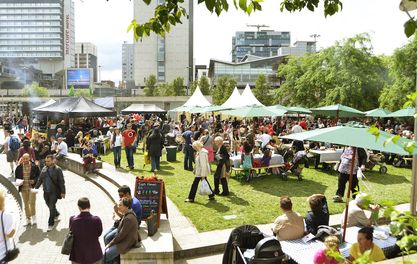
[54,215,60,221]
[31,216,37,225]
[47,226,53,232]
[23,218,31,226]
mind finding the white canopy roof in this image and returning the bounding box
[240,84,264,107]
[183,86,211,107]
[121,104,166,114]
[221,87,242,108]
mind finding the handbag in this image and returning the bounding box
[61,228,74,255]
[198,179,213,196]
[0,212,19,262]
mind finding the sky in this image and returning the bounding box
[75,0,411,84]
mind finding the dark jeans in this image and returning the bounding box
[151,156,160,172]
[113,146,121,166]
[188,177,215,200]
[214,177,229,195]
[125,145,135,168]
[336,173,359,198]
[43,192,59,226]
[183,145,194,170]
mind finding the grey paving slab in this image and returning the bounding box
[0,152,114,264]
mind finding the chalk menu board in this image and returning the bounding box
[135,177,168,227]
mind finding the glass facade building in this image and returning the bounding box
[232,31,290,62]
[0,0,64,59]
[208,55,287,88]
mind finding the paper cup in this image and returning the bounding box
[30,189,39,194]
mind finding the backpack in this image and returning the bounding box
[9,136,20,151]
[314,225,342,242]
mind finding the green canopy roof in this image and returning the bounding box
[310,104,365,118]
[189,105,229,113]
[221,105,286,118]
[287,106,312,114]
[365,108,391,118]
[280,124,417,156]
[388,107,415,118]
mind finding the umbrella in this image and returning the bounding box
[365,108,391,118]
[287,106,312,114]
[168,105,192,113]
[221,105,286,118]
[310,104,365,118]
[189,105,229,113]
[280,123,417,241]
[387,106,415,118]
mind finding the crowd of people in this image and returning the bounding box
[0,110,412,263]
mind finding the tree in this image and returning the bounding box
[253,74,272,106]
[275,34,388,110]
[157,82,172,96]
[144,75,157,96]
[126,0,345,40]
[212,76,236,105]
[199,76,211,95]
[172,77,186,96]
[21,83,48,97]
[379,36,417,111]
[189,80,198,95]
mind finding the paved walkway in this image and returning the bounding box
[0,154,114,264]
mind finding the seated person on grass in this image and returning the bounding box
[341,193,380,228]
[272,196,305,241]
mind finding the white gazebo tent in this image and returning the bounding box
[221,87,243,108]
[240,84,264,107]
[169,86,212,112]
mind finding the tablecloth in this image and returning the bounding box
[230,153,284,168]
[309,149,343,163]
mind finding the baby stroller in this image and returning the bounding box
[223,225,286,264]
[280,151,308,181]
[366,152,388,174]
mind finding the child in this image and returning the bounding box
[259,149,272,176]
[241,141,253,181]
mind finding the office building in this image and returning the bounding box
[75,42,97,82]
[0,0,75,85]
[277,40,316,56]
[133,0,193,90]
[232,30,290,62]
[122,41,134,83]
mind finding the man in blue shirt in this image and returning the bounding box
[182,126,195,171]
[103,185,142,245]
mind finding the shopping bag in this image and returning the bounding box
[144,151,150,165]
[198,179,213,196]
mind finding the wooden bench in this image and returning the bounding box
[56,153,102,175]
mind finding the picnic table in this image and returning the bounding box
[309,149,343,169]
[280,226,397,264]
[230,153,284,168]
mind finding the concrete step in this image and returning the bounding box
[79,172,119,204]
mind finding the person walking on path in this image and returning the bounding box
[15,153,40,226]
[185,141,215,202]
[4,130,20,177]
[103,197,139,264]
[182,126,195,171]
[213,136,230,196]
[35,154,66,231]
[111,127,122,168]
[17,139,36,162]
[0,190,16,262]
[146,123,164,172]
[68,197,103,264]
[122,123,137,170]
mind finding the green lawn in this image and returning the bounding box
[100,148,412,232]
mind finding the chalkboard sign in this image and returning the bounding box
[135,177,168,227]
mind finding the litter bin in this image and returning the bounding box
[166,146,177,162]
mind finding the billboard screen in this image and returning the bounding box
[67,69,91,89]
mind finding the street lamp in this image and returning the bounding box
[185,66,192,96]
